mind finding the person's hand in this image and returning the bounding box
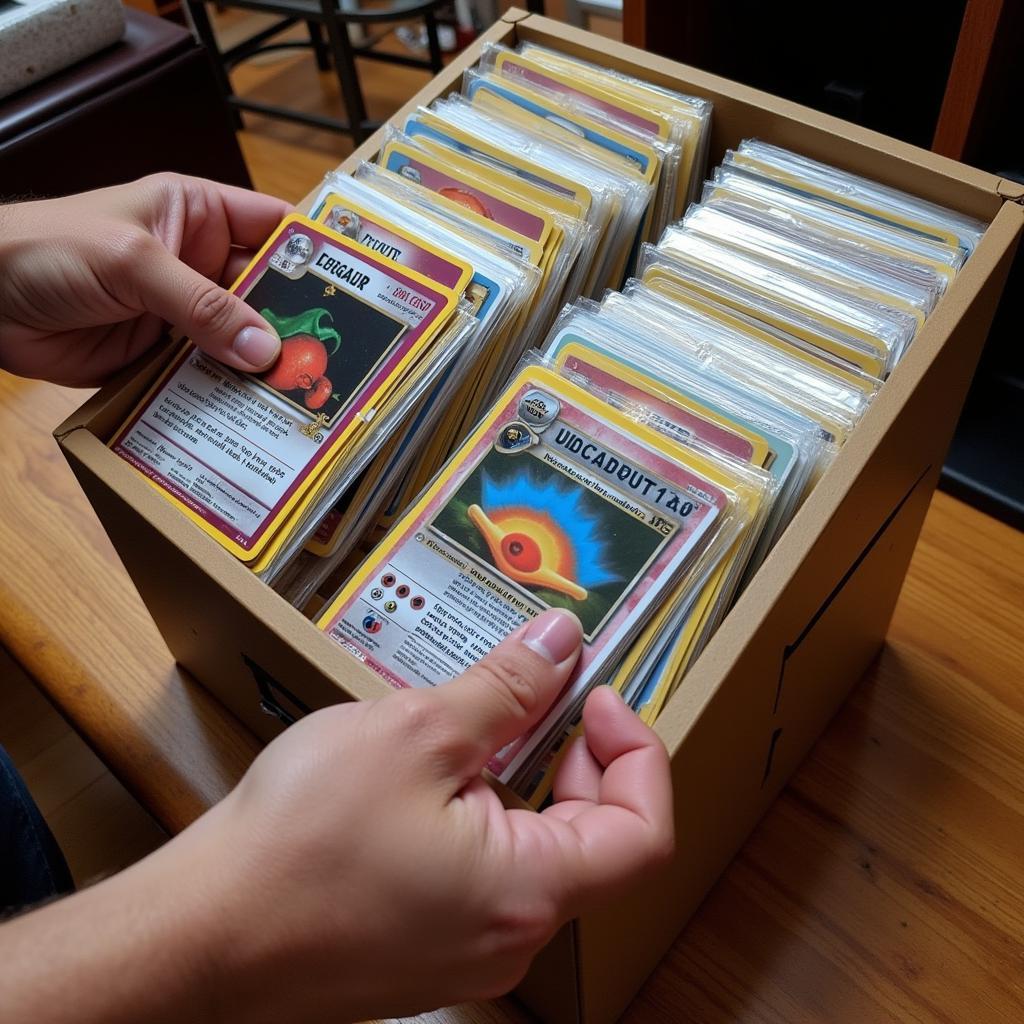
[181,607,674,1020]
[0,174,291,387]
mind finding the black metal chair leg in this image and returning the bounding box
[185,0,243,130]
[320,0,371,144]
[424,9,444,75]
[307,19,331,71]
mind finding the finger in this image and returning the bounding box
[130,239,281,372]
[428,608,583,784]
[550,732,602,804]
[525,688,674,912]
[582,687,673,831]
[222,248,256,286]
[211,182,292,251]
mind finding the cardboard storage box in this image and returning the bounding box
[55,10,1023,1023]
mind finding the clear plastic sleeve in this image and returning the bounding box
[681,199,943,316]
[489,40,712,212]
[655,224,917,375]
[365,124,593,351]
[413,94,653,296]
[702,164,965,280]
[258,304,481,583]
[462,64,683,242]
[728,139,986,257]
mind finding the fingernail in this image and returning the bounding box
[232,327,279,368]
[522,609,582,664]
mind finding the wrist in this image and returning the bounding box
[0,823,223,1024]
[152,792,364,1024]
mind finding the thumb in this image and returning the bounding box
[429,608,583,784]
[130,239,281,372]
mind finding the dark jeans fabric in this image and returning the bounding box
[0,744,74,917]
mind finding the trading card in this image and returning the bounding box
[389,132,589,228]
[465,72,661,222]
[466,85,654,282]
[491,47,668,140]
[638,264,874,442]
[287,189,506,559]
[489,45,699,219]
[513,43,709,215]
[403,108,594,220]
[307,189,474,296]
[726,150,974,254]
[110,215,460,562]
[642,272,879,393]
[309,187,506,337]
[317,367,731,781]
[642,253,889,380]
[378,139,556,246]
[548,335,764,466]
[372,160,549,269]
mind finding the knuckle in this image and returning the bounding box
[141,170,184,196]
[106,229,156,275]
[387,690,450,744]
[472,654,539,721]
[186,281,237,336]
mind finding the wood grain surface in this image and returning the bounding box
[2,366,1021,1022]
[0,373,261,833]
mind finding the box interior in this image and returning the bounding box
[59,10,1007,702]
[54,5,1020,786]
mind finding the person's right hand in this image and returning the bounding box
[0,608,674,1024]
[183,607,675,1021]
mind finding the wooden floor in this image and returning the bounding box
[0,648,166,886]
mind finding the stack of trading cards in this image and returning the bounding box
[308,121,979,800]
[316,364,766,789]
[110,214,481,576]
[109,36,986,800]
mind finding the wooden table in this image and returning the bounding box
[2,368,1022,1022]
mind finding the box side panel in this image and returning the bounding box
[512,922,581,1024]
[577,462,936,1024]
[58,431,394,740]
[54,340,183,442]
[570,207,1021,1024]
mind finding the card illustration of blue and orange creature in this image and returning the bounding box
[110,214,460,564]
[317,366,733,783]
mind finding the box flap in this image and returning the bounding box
[501,5,532,25]
[53,339,181,443]
[998,177,1024,203]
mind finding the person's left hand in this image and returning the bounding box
[0,174,292,387]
